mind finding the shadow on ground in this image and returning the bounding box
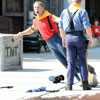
[12,68,53,72]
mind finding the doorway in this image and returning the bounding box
[86,0,100,24]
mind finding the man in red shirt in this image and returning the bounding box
[14,1,67,70]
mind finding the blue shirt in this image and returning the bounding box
[59,8,91,32]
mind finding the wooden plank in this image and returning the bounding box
[2,0,24,16]
[0,0,2,15]
[2,0,6,16]
[5,13,24,16]
[24,0,28,29]
[6,0,23,13]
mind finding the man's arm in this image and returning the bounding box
[14,24,37,40]
[52,15,60,23]
[86,27,93,46]
[59,28,66,47]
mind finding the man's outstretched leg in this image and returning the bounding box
[46,34,80,81]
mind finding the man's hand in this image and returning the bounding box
[62,39,66,47]
[14,32,22,40]
[86,27,94,47]
[89,38,93,46]
[59,28,66,47]
[14,34,19,40]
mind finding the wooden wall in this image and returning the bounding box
[0,0,64,34]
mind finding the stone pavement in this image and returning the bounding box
[0,47,100,100]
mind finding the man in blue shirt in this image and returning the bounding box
[59,0,93,90]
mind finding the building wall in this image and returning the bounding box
[81,0,85,9]
[64,0,71,8]
[64,0,86,9]
[58,0,64,16]
[50,0,64,16]
[27,0,64,17]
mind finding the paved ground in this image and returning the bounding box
[0,47,100,100]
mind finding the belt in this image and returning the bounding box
[66,31,83,36]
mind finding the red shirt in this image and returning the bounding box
[91,25,100,36]
[33,15,59,40]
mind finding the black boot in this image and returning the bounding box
[82,81,91,90]
[65,85,72,90]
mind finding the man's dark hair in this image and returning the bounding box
[94,18,99,22]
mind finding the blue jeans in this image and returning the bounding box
[46,33,67,68]
[46,33,80,81]
[95,35,100,38]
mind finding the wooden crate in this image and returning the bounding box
[0,34,23,71]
